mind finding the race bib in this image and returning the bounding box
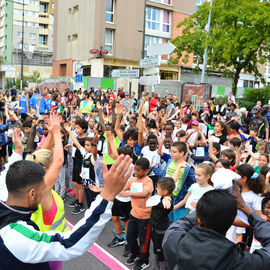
[196,147,205,157]
[97,140,103,151]
[131,182,143,193]
[146,195,161,207]
[81,167,89,179]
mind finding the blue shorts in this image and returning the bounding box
[169,196,187,222]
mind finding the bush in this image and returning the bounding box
[241,87,270,110]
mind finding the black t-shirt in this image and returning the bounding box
[73,137,86,165]
[149,198,173,230]
[213,134,227,145]
[250,116,269,139]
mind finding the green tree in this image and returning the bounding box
[30,70,41,83]
[171,0,270,96]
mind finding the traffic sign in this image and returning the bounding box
[139,75,160,86]
[75,74,83,83]
[147,43,176,57]
[139,56,160,68]
[143,68,159,76]
[111,69,139,78]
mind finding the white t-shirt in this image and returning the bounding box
[226,191,262,242]
[185,183,214,212]
[187,130,198,144]
[237,191,262,225]
[141,146,160,176]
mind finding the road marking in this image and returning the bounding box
[66,220,129,270]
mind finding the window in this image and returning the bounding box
[105,29,113,55]
[39,24,47,29]
[150,0,171,4]
[72,33,78,40]
[14,9,23,15]
[29,0,38,5]
[39,34,46,45]
[29,33,36,39]
[17,31,23,37]
[26,22,37,27]
[13,20,22,26]
[144,35,169,56]
[106,0,114,23]
[146,7,171,33]
[40,2,48,13]
[160,71,178,80]
[243,80,249,88]
[73,5,78,13]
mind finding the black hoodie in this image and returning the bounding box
[163,213,270,270]
[0,200,35,230]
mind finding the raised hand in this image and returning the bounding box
[12,128,23,155]
[137,100,144,114]
[96,102,102,110]
[106,130,113,142]
[116,102,124,116]
[100,155,133,201]
[63,122,71,132]
[89,184,102,193]
[46,111,61,134]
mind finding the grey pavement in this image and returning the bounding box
[63,194,156,270]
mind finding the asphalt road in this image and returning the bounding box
[62,193,156,270]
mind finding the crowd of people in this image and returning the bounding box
[0,85,270,270]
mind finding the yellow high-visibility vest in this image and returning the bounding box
[80,100,93,114]
[31,189,69,232]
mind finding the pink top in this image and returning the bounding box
[44,194,62,270]
[39,135,47,147]
[43,193,57,225]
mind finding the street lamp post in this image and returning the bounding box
[140,0,146,97]
[201,0,213,84]
[20,0,25,90]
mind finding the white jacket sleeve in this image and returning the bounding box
[2,195,113,263]
[0,152,22,201]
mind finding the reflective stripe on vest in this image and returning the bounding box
[80,100,93,114]
[31,190,69,232]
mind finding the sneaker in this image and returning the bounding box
[133,262,150,270]
[123,244,130,257]
[67,199,78,208]
[107,237,125,247]
[71,204,85,215]
[126,256,139,266]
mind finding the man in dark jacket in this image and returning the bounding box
[163,185,270,270]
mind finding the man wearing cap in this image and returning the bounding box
[250,107,269,142]
[121,93,134,111]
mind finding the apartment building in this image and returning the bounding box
[0,0,54,89]
[53,0,195,82]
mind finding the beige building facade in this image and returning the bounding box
[53,0,196,83]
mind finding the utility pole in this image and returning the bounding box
[140,0,146,97]
[20,0,25,90]
[201,0,213,84]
